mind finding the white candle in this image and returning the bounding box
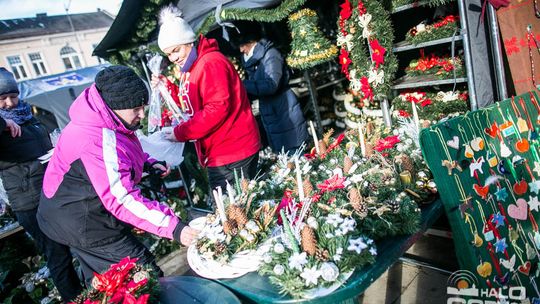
[358,124,366,158]
[309,121,320,154]
[295,157,305,202]
[411,101,420,131]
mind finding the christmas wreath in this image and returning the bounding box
[405,15,459,45]
[337,0,398,124]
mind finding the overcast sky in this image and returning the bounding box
[0,0,123,19]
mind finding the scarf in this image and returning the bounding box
[0,101,33,125]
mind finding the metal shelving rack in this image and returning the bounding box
[389,0,478,110]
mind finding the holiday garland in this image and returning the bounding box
[405,53,464,79]
[337,0,398,123]
[197,0,307,35]
[392,90,469,123]
[405,15,459,46]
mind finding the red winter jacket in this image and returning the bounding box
[168,36,261,167]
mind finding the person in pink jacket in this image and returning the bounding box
[37,66,198,286]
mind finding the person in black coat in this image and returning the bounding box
[231,21,309,154]
[0,68,82,302]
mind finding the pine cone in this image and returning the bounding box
[323,129,334,145]
[241,178,250,193]
[287,162,294,170]
[389,201,401,213]
[215,242,227,255]
[318,140,327,155]
[365,142,374,157]
[343,156,353,174]
[400,154,415,176]
[223,219,238,235]
[349,188,368,219]
[227,205,248,228]
[301,225,317,256]
[315,248,330,261]
[303,178,313,197]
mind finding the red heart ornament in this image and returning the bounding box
[515,139,530,153]
[485,122,499,138]
[518,261,531,276]
[513,179,528,195]
[474,184,490,199]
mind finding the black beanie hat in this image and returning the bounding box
[95,65,148,110]
[229,20,262,48]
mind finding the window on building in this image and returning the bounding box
[6,55,28,80]
[60,46,82,70]
[28,52,48,76]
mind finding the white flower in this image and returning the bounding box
[339,218,356,235]
[133,271,149,283]
[40,297,52,304]
[264,253,273,263]
[273,264,285,275]
[350,174,363,183]
[320,262,340,282]
[307,217,319,229]
[302,162,312,175]
[333,247,343,262]
[246,220,260,233]
[25,282,35,293]
[245,233,255,242]
[239,229,249,238]
[327,213,344,227]
[370,247,378,256]
[350,78,361,92]
[300,266,321,286]
[348,237,368,254]
[274,243,285,254]
[288,252,308,271]
[415,22,426,33]
[358,13,372,39]
[368,68,384,87]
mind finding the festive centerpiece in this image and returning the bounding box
[70,257,159,304]
[392,90,469,125]
[405,53,464,79]
[188,179,277,279]
[405,15,459,45]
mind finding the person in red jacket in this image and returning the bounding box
[152,5,261,192]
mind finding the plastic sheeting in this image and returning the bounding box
[18,65,108,129]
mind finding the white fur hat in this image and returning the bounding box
[158,5,196,51]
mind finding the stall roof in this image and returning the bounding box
[93,0,279,58]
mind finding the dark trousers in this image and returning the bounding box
[207,152,259,192]
[14,208,82,302]
[69,233,162,287]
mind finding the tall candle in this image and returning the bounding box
[411,101,420,131]
[295,157,305,202]
[309,121,320,154]
[358,124,367,158]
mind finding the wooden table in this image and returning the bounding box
[217,200,444,303]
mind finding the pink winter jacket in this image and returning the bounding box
[38,84,183,246]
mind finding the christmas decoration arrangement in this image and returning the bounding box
[405,15,459,46]
[70,257,159,304]
[420,91,540,300]
[286,8,338,70]
[392,90,469,124]
[405,53,464,79]
[188,178,277,279]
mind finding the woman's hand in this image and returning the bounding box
[152,161,171,178]
[151,74,164,88]
[179,226,200,246]
[4,119,21,138]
